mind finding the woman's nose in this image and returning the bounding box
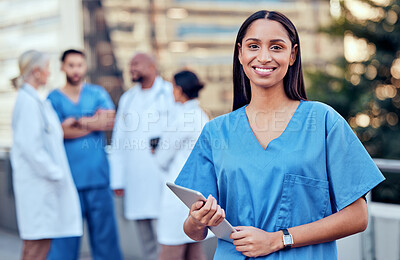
[257,49,272,63]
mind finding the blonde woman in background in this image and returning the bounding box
[10,50,82,260]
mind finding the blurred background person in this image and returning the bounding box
[155,70,210,260]
[46,49,122,260]
[110,52,175,260]
[10,50,82,260]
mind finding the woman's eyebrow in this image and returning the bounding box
[270,39,287,43]
[244,38,287,44]
[244,38,261,42]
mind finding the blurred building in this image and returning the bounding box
[0,0,84,147]
[0,0,337,146]
[103,0,336,116]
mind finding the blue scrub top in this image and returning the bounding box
[47,83,115,190]
[175,100,385,260]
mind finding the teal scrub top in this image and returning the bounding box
[175,100,385,260]
[47,83,115,190]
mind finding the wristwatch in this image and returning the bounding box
[281,229,294,249]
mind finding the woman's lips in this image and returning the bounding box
[253,66,275,76]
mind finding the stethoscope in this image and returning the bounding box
[21,85,51,133]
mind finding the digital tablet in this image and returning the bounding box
[166,182,237,242]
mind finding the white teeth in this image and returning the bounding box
[255,67,273,72]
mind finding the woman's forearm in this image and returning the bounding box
[289,198,368,248]
[231,197,369,257]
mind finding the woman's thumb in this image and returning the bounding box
[196,200,205,209]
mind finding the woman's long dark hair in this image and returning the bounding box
[174,70,204,99]
[232,10,307,111]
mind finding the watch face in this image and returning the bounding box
[283,235,293,245]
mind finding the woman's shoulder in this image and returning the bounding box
[303,100,334,112]
[13,89,41,118]
[16,88,39,106]
[303,100,342,118]
[303,100,345,128]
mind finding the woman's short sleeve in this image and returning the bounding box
[326,115,385,211]
[174,122,219,200]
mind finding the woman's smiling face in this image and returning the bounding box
[238,19,297,91]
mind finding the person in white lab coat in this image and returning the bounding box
[10,50,82,260]
[154,70,210,260]
[110,53,175,260]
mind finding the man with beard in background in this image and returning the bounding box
[46,49,122,260]
[110,53,175,260]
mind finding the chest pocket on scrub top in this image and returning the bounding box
[275,173,329,230]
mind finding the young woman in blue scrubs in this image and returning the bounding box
[175,10,385,259]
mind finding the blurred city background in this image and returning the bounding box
[0,0,400,259]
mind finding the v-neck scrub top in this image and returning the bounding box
[175,100,385,259]
[47,83,115,190]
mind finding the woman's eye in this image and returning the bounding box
[248,44,259,49]
[271,45,283,50]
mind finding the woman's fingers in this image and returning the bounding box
[190,195,225,227]
[230,226,247,240]
[199,195,218,225]
[200,195,216,212]
[232,236,248,246]
[234,245,248,252]
[214,207,226,226]
[208,205,225,226]
[190,200,205,211]
[202,196,218,219]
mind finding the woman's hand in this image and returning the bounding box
[230,226,283,258]
[184,194,225,241]
[189,194,225,228]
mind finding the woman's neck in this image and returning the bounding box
[24,76,40,90]
[247,83,292,113]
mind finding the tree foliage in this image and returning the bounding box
[307,0,400,159]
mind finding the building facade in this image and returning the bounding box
[0,0,338,146]
[0,0,83,147]
[103,0,337,116]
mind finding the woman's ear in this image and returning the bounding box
[176,85,183,95]
[289,44,298,66]
[32,67,41,79]
[238,43,243,65]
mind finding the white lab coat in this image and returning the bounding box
[155,99,210,245]
[110,77,175,220]
[10,84,82,240]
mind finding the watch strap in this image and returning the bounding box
[281,228,293,249]
[282,228,290,236]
